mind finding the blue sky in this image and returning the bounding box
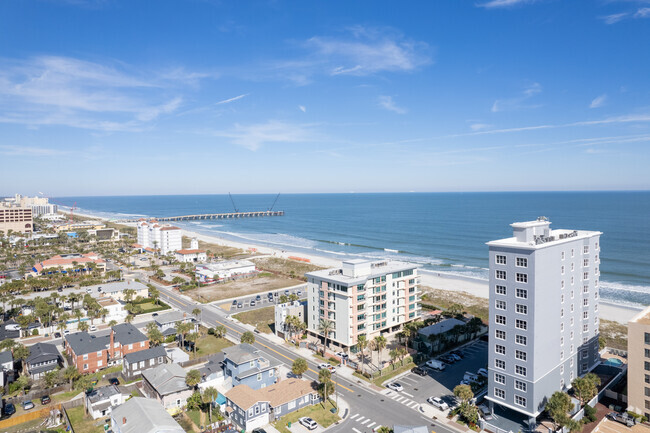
[1,0,650,196]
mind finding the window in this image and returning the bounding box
[515,395,527,407]
[516,257,528,268]
[494,373,505,385]
[496,285,506,295]
[583,324,589,333]
[269,370,274,377]
[584,245,589,254]
[561,265,565,275]
[561,337,564,346]
[515,365,527,376]
[495,300,506,310]
[571,248,575,258]
[561,251,565,260]
[571,304,574,313]
[140,341,145,347]
[83,363,88,370]
[561,280,565,289]
[561,350,564,359]
[560,365,564,374]
[495,344,506,355]
[128,344,133,350]
[516,304,527,315]
[644,361,650,371]
[515,380,527,392]
[255,405,260,415]
[496,315,507,325]
[645,349,650,358]
[495,359,506,370]
[645,375,650,384]
[583,284,589,294]
[561,323,564,332]
[561,294,565,303]
[516,335,527,346]
[515,319,527,330]
[583,272,589,280]
[496,330,506,340]
[644,333,650,345]
[83,354,88,360]
[494,388,505,399]
[496,255,507,265]
[516,288,528,299]
[571,331,574,340]
[257,373,262,381]
[515,350,527,361]
[516,273,528,283]
[584,258,589,267]
[583,311,589,320]
[496,270,507,280]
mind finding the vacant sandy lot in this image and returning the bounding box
[186,274,301,303]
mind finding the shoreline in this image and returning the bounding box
[73,210,642,324]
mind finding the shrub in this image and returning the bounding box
[207,327,215,335]
[584,404,597,423]
[328,357,340,365]
[31,329,39,336]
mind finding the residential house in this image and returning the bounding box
[225,378,320,431]
[174,249,207,263]
[123,346,167,379]
[85,385,126,419]
[97,297,127,322]
[110,323,149,362]
[154,310,195,334]
[64,332,110,374]
[25,343,60,379]
[111,397,185,433]
[87,280,148,301]
[197,353,224,391]
[223,344,279,390]
[0,351,14,385]
[141,363,193,414]
[274,300,307,339]
[195,260,256,283]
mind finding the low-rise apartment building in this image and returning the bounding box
[274,300,307,339]
[123,346,167,379]
[223,344,279,390]
[30,252,106,277]
[627,306,650,418]
[305,259,421,350]
[65,332,110,373]
[195,260,256,282]
[89,280,148,302]
[110,323,149,362]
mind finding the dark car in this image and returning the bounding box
[255,295,261,301]
[252,429,268,433]
[57,287,63,292]
[3,403,15,416]
[109,378,120,386]
[232,300,238,305]
[41,395,51,405]
[411,366,427,376]
[54,332,61,338]
[450,350,464,358]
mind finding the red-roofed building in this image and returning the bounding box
[174,249,207,263]
[29,252,106,277]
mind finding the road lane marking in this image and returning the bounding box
[403,391,414,397]
[360,419,370,425]
[356,416,366,423]
[352,428,362,433]
[367,422,376,428]
[350,414,359,420]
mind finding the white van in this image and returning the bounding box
[425,359,446,371]
[464,372,480,382]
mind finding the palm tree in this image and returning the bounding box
[202,386,219,425]
[186,332,199,355]
[108,319,118,328]
[192,307,202,324]
[185,369,201,388]
[318,319,334,356]
[149,286,160,305]
[213,325,227,339]
[123,289,136,303]
[318,368,332,404]
[374,335,387,371]
[176,321,192,350]
[356,334,368,372]
[389,349,399,370]
[78,321,89,332]
[64,365,80,388]
[240,331,255,344]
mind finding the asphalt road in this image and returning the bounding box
[144,273,458,433]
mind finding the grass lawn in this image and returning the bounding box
[52,389,83,404]
[273,400,340,433]
[232,306,274,333]
[187,408,203,428]
[190,335,233,359]
[137,299,171,314]
[67,405,105,433]
[0,417,48,433]
[372,359,416,386]
[175,413,198,433]
[313,353,340,366]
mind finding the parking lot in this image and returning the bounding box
[383,339,489,410]
[219,285,306,312]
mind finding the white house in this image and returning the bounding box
[97,297,127,322]
[86,385,126,419]
[194,260,256,282]
[174,249,207,263]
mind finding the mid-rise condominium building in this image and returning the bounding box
[485,218,602,425]
[136,219,182,255]
[626,306,650,419]
[305,259,421,350]
[0,202,33,235]
[2,194,57,217]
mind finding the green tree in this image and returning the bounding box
[149,286,160,305]
[75,374,93,391]
[318,367,332,403]
[241,331,255,344]
[108,319,118,328]
[373,335,387,370]
[202,386,219,425]
[356,335,368,373]
[186,369,202,388]
[186,332,199,355]
[13,344,30,373]
[389,349,399,370]
[146,322,164,346]
[572,373,601,405]
[292,358,308,377]
[44,369,59,388]
[186,390,202,410]
[454,384,474,405]
[318,319,334,355]
[64,365,80,387]
[123,288,136,303]
[213,325,227,339]
[176,321,192,350]
[545,391,573,430]
[192,307,202,323]
[15,374,30,394]
[78,321,89,332]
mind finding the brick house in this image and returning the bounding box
[109,323,149,362]
[64,332,110,373]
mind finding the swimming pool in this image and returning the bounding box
[603,358,624,367]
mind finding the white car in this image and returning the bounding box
[5,324,21,331]
[425,359,446,371]
[89,325,97,332]
[386,382,403,392]
[318,363,334,372]
[427,396,449,411]
[477,368,488,377]
[299,417,318,430]
[335,351,348,359]
[63,330,70,335]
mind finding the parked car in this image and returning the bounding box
[252,429,268,433]
[464,372,480,383]
[335,351,348,359]
[478,404,493,421]
[232,300,238,305]
[440,355,456,364]
[250,301,256,306]
[152,313,158,317]
[5,324,20,331]
[237,303,243,308]
[386,382,404,392]
[477,368,488,377]
[425,359,446,371]
[607,412,636,427]
[411,366,427,376]
[41,395,51,405]
[284,290,289,295]
[3,403,15,416]
[450,350,464,359]
[54,332,61,338]
[460,379,471,386]
[427,396,449,411]
[109,378,120,386]
[22,401,35,410]
[255,295,261,301]
[318,363,334,372]
[299,417,318,430]
[63,330,70,335]
[448,353,462,362]
[57,287,63,292]
[297,291,302,296]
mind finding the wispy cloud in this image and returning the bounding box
[635,7,650,17]
[298,105,306,112]
[600,6,650,24]
[378,95,407,114]
[491,82,542,112]
[0,56,208,132]
[590,94,607,109]
[209,120,316,151]
[215,93,248,105]
[469,123,492,131]
[0,144,69,157]
[601,13,629,24]
[477,0,537,9]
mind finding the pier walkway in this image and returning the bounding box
[114,210,284,223]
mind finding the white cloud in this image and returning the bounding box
[378,95,406,114]
[212,120,315,151]
[601,13,629,24]
[298,105,306,112]
[635,7,650,18]
[590,94,607,109]
[215,93,248,105]
[0,144,69,157]
[491,82,541,112]
[469,123,492,131]
[477,0,536,9]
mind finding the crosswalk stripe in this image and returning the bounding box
[408,401,419,408]
[391,394,400,400]
[395,396,405,402]
[357,416,366,423]
[367,422,376,428]
[361,419,370,425]
[350,413,360,420]
[352,428,362,433]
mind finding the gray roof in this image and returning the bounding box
[124,346,166,364]
[154,310,188,326]
[113,323,147,345]
[87,385,121,404]
[417,318,466,337]
[0,350,13,365]
[141,363,188,396]
[85,280,147,294]
[223,343,260,365]
[199,353,224,378]
[162,327,177,336]
[26,342,59,365]
[111,397,184,433]
[65,332,109,356]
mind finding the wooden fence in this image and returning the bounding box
[0,405,60,429]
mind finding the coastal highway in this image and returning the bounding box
[143,273,455,433]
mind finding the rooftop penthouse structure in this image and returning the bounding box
[306,259,421,349]
[485,217,602,424]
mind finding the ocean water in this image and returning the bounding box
[54,192,650,309]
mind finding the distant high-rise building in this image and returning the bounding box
[0,201,33,235]
[626,306,650,419]
[136,219,182,255]
[305,259,421,350]
[3,194,58,216]
[485,218,601,425]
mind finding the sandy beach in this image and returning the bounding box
[76,210,643,324]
